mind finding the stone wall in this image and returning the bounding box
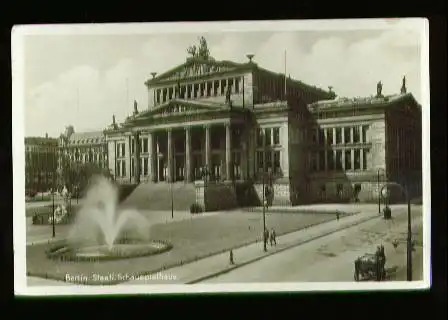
[253,182,292,206]
[194,180,238,212]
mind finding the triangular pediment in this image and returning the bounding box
[130,99,225,121]
[149,58,245,83]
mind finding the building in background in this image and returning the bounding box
[25,134,59,194]
[306,81,422,203]
[58,125,108,190]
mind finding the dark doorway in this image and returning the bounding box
[353,184,361,202]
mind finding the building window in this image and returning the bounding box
[354,149,361,170]
[265,128,272,146]
[345,150,352,170]
[273,127,280,145]
[344,127,351,144]
[327,150,334,170]
[257,128,264,147]
[256,151,264,173]
[362,149,367,169]
[362,125,368,143]
[142,138,148,153]
[143,158,148,176]
[266,151,272,172]
[273,151,281,174]
[353,127,360,143]
[336,128,342,144]
[319,151,326,171]
[327,128,333,145]
[336,151,343,170]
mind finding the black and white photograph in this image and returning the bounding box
[12,18,431,295]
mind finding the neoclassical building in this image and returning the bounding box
[57,126,108,187]
[102,51,422,208]
[25,134,58,192]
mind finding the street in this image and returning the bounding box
[202,206,423,283]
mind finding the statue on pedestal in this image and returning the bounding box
[376,81,383,97]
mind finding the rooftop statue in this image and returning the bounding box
[377,81,383,97]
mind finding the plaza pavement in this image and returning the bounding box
[201,207,423,283]
[26,204,422,286]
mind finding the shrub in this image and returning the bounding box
[190,203,203,214]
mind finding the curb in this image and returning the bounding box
[186,213,379,284]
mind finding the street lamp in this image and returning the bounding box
[377,168,387,214]
[170,170,174,220]
[380,182,413,281]
[51,188,55,238]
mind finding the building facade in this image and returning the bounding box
[58,126,108,188]
[93,50,421,208]
[25,135,59,193]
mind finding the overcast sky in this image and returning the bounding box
[21,21,424,138]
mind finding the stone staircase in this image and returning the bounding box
[120,182,196,212]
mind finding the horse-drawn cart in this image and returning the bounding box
[354,247,386,281]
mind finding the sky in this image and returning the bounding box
[21,21,425,138]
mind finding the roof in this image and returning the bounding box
[307,92,421,112]
[68,131,106,145]
[25,137,58,146]
[145,57,334,98]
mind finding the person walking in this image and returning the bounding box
[229,250,234,265]
[270,228,277,246]
[264,228,269,249]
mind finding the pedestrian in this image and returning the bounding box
[270,228,277,246]
[264,228,269,248]
[229,250,234,265]
[336,211,340,221]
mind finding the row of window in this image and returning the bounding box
[155,77,243,105]
[310,148,368,172]
[312,126,369,146]
[255,150,282,175]
[256,127,281,147]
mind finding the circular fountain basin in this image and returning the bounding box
[46,239,172,262]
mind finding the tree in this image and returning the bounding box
[61,160,112,196]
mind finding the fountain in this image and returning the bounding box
[47,175,172,262]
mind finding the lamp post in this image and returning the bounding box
[170,172,174,220]
[261,134,268,252]
[51,188,55,238]
[380,182,413,281]
[377,168,386,214]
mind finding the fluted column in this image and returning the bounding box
[185,127,192,182]
[205,125,211,168]
[225,123,232,181]
[134,131,141,183]
[148,132,155,182]
[167,129,173,182]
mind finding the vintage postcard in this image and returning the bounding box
[12,18,431,296]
